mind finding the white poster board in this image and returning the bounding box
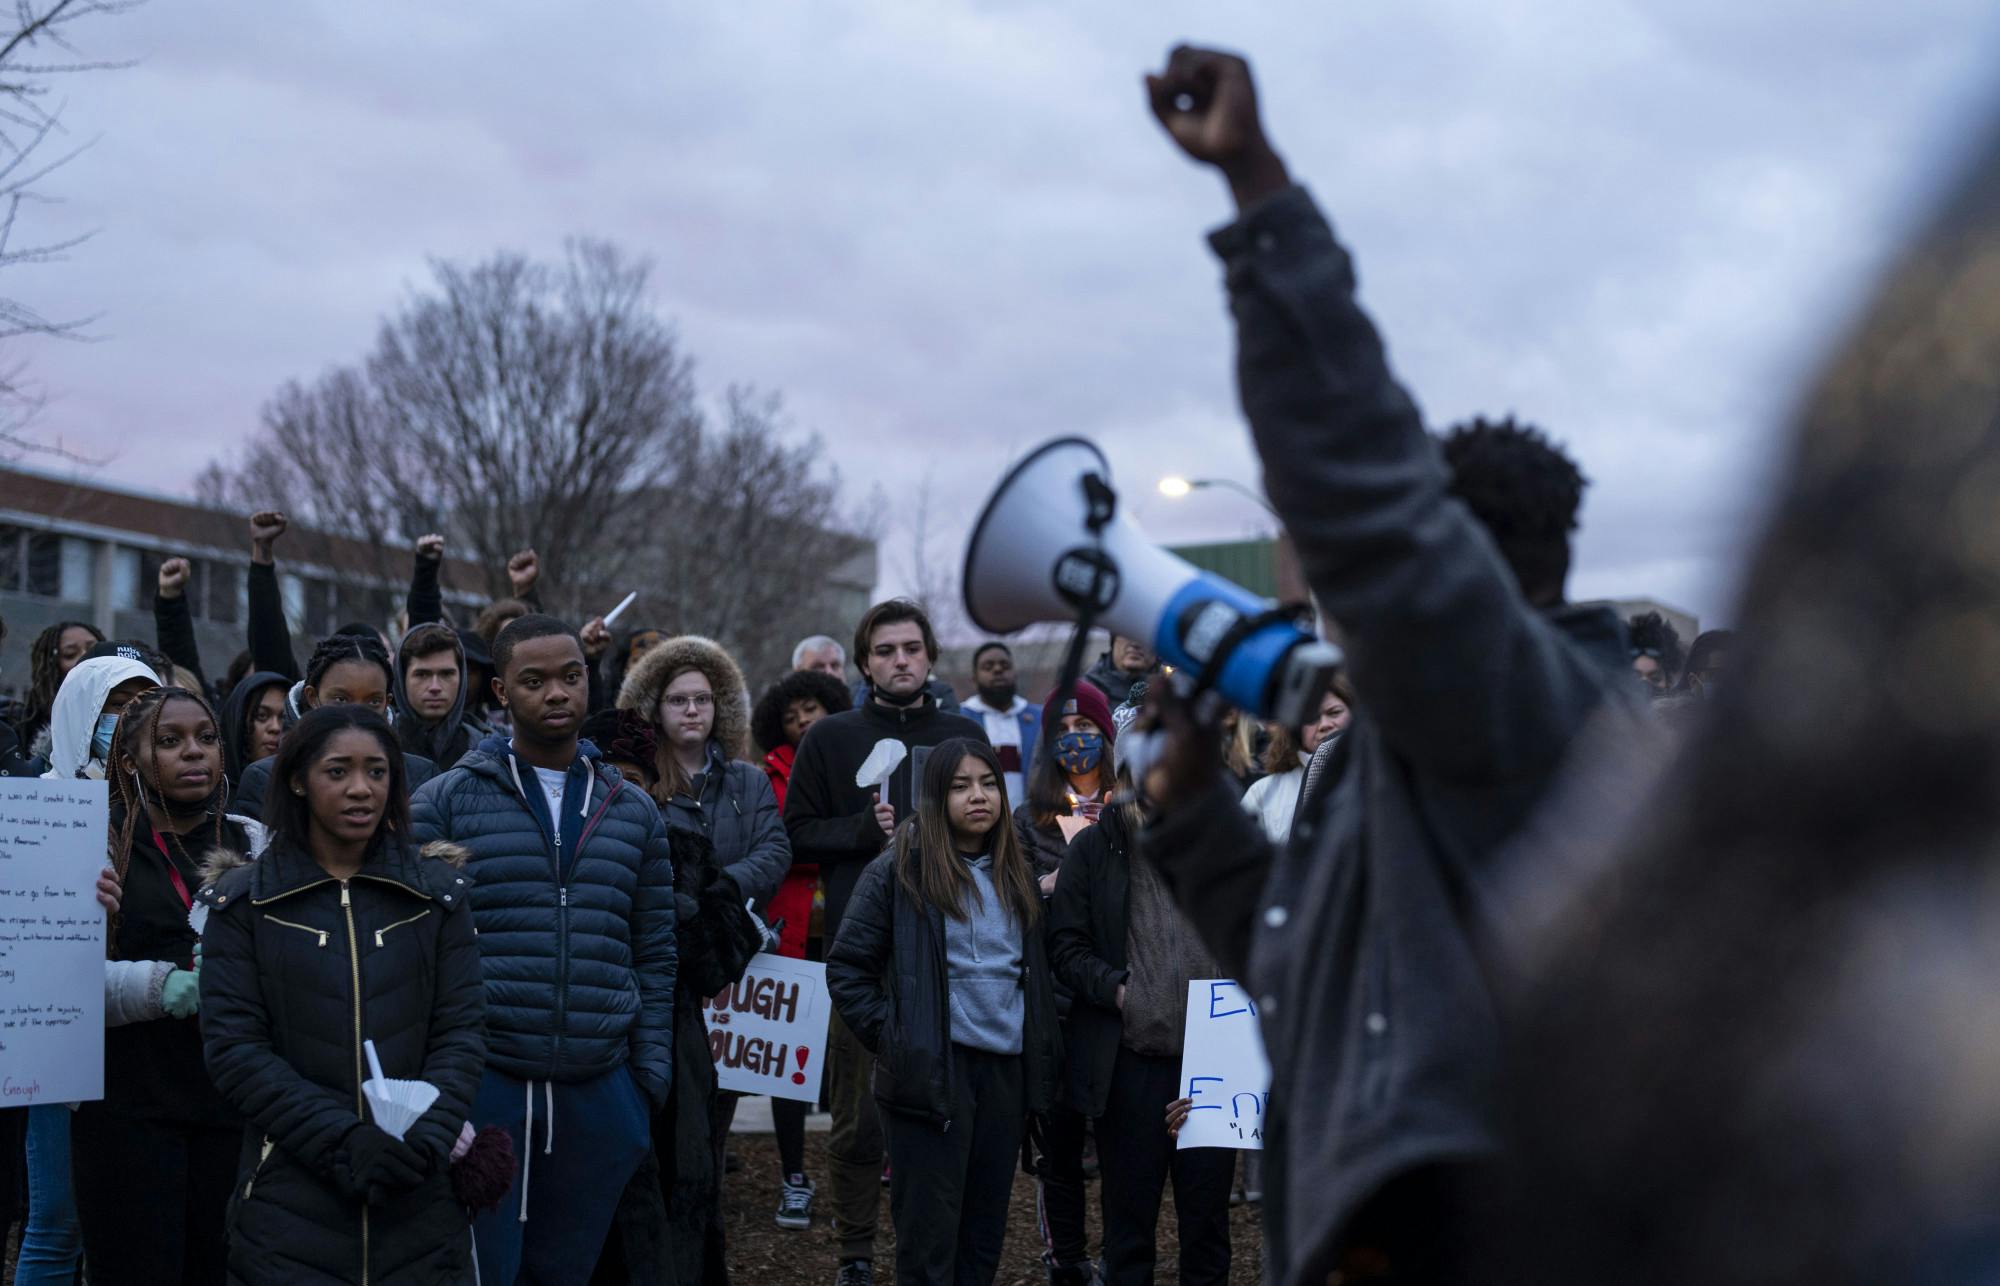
[1177,979,1270,1150]
[705,954,831,1103]
[0,778,107,1105]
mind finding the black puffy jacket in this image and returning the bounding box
[196,836,486,1285]
[826,849,1061,1127]
[1045,807,1136,1119]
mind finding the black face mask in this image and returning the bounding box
[976,682,1016,708]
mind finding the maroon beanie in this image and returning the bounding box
[1041,679,1115,747]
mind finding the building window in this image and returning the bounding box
[59,538,92,602]
[109,547,142,611]
[204,563,240,624]
[0,525,21,592]
[26,533,61,597]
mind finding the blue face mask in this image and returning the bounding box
[90,712,119,761]
[1054,730,1104,777]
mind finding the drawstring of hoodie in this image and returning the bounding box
[517,1078,555,1222]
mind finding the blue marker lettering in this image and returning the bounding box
[1186,1075,1223,1111]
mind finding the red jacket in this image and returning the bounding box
[763,744,815,959]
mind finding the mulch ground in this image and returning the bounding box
[718,1133,1265,1286]
[2,1136,1266,1285]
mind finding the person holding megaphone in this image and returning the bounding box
[1129,44,1640,1286]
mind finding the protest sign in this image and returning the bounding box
[1177,979,1270,1150]
[0,778,107,1105]
[705,953,831,1103]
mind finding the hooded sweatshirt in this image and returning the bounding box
[41,656,161,780]
[220,669,291,788]
[393,628,485,770]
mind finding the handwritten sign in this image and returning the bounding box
[0,779,107,1105]
[1177,979,1270,1151]
[704,954,831,1103]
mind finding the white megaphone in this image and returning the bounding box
[963,437,1341,725]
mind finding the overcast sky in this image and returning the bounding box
[13,1,2000,629]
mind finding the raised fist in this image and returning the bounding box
[416,534,445,562]
[249,511,288,564]
[580,616,611,661]
[157,557,191,599]
[1145,45,1289,207]
[507,549,540,594]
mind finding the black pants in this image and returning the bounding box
[882,1045,1025,1286]
[69,1104,236,1286]
[1035,1100,1091,1268]
[1098,1047,1233,1285]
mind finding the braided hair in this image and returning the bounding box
[304,632,393,700]
[20,619,103,739]
[104,685,228,957]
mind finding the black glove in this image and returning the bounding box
[335,1124,430,1204]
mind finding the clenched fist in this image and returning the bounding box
[580,616,611,661]
[249,511,288,564]
[157,557,191,600]
[416,534,445,562]
[507,549,540,595]
[1145,46,1290,210]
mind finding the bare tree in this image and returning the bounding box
[0,0,141,460]
[204,239,703,598]
[204,240,873,680]
[900,464,966,641]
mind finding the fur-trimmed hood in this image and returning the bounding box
[196,836,469,893]
[616,634,750,760]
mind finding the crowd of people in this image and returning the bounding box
[0,43,1810,1286]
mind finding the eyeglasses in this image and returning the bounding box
[663,693,714,711]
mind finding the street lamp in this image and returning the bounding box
[1157,474,1278,518]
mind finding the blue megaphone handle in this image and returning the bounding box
[1151,573,1309,716]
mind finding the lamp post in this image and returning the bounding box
[1158,474,1280,519]
[1158,475,1307,605]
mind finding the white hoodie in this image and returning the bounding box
[40,655,161,781]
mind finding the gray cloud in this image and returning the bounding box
[16,1,2000,630]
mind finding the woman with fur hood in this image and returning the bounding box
[616,635,792,907]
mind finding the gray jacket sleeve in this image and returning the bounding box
[1214,186,1609,788]
[722,764,792,908]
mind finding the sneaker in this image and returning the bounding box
[834,1259,874,1286]
[776,1173,815,1230]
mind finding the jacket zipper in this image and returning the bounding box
[263,914,328,947]
[372,908,432,948]
[507,766,623,1074]
[242,1135,276,1198]
[340,880,369,1286]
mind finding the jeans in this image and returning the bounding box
[16,1103,82,1286]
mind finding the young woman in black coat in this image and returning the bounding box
[827,738,1062,1286]
[197,705,487,1285]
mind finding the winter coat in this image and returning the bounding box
[233,749,437,822]
[153,585,212,700]
[1011,803,1073,880]
[1241,766,1305,844]
[761,744,815,959]
[0,717,42,777]
[394,626,484,770]
[409,733,679,1098]
[618,636,792,906]
[1045,807,1138,1118]
[782,698,988,940]
[196,835,485,1285]
[826,849,1060,1126]
[246,560,301,683]
[221,670,292,788]
[1141,184,1638,1285]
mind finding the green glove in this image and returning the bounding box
[162,968,200,1019]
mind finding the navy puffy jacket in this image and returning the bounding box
[410,733,678,1099]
